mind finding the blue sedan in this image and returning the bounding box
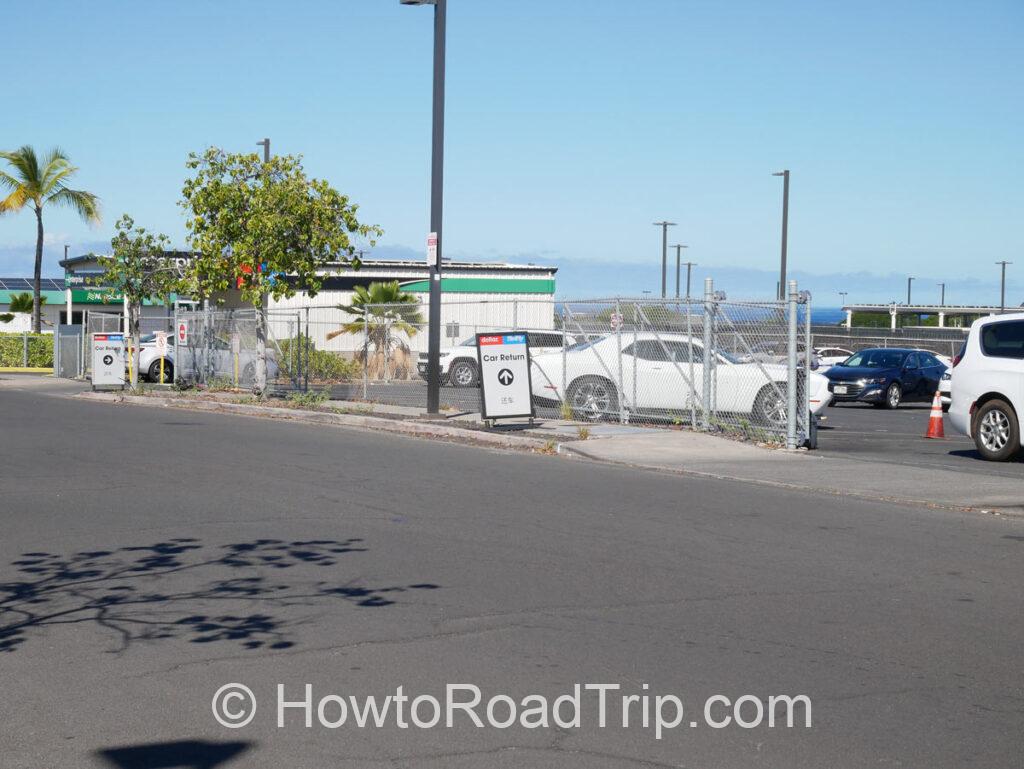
[824,348,947,409]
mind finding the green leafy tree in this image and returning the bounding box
[0,146,100,332]
[93,215,180,388]
[0,292,42,324]
[180,147,381,393]
[330,281,423,380]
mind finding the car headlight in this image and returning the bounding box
[860,377,885,385]
[941,372,951,381]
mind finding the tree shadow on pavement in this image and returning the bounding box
[0,538,439,654]
[96,739,252,769]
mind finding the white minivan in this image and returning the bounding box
[948,313,1024,461]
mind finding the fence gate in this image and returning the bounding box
[54,325,83,378]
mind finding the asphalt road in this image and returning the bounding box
[2,378,1023,768]
[819,401,1024,476]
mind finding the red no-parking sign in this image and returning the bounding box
[177,320,189,345]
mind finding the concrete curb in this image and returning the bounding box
[557,441,1023,517]
[76,392,552,451]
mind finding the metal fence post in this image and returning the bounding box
[702,278,713,430]
[304,307,310,392]
[686,297,696,428]
[561,306,567,410]
[786,279,799,450]
[23,331,29,367]
[616,298,626,423]
[804,291,815,449]
[362,312,369,400]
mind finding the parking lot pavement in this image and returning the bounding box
[818,402,1024,477]
[3,383,1024,768]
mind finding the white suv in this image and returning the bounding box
[948,313,1024,461]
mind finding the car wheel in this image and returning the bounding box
[972,399,1020,462]
[449,359,478,388]
[148,359,173,383]
[753,384,787,429]
[884,382,901,409]
[566,376,618,422]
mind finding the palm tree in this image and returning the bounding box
[330,281,424,380]
[0,292,43,324]
[0,146,100,332]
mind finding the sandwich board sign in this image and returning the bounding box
[476,332,534,421]
[91,333,126,389]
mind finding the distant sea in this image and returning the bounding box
[555,302,849,326]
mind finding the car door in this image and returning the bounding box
[622,339,700,411]
[900,353,924,401]
[918,353,946,398]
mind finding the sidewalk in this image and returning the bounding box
[561,429,1024,515]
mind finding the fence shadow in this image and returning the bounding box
[0,537,439,654]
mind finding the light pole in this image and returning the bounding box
[996,261,1012,313]
[257,138,270,163]
[402,0,446,414]
[839,291,848,305]
[653,221,676,298]
[682,260,697,300]
[937,282,945,306]
[671,244,689,299]
[772,170,790,300]
[907,276,914,305]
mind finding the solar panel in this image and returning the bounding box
[0,278,65,291]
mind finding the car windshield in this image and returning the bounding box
[841,350,906,368]
[566,337,605,352]
[139,333,157,343]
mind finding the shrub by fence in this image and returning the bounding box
[0,333,53,368]
[276,335,361,383]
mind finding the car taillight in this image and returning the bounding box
[952,342,966,367]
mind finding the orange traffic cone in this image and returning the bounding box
[924,390,945,439]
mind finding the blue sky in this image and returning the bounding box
[2,0,1021,303]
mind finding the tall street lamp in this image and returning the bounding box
[907,276,914,305]
[838,291,848,306]
[937,282,945,306]
[671,244,689,299]
[772,170,790,300]
[257,138,270,163]
[996,261,1012,313]
[402,0,446,413]
[653,222,676,298]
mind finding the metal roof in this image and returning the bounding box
[0,278,64,291]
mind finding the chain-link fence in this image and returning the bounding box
[273,282,814,447]
[173,308,302,392]
[809,325,968,359]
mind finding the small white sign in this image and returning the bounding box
[476,332,534,420]
[427,232,438,267]
[91,333,126,388]
[177,320,189,345]
[610,312,623,330]
[154,331,168,355]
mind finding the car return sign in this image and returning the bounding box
[91,333,126,389]
[476,332,535,421]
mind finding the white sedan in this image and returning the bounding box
[812,346,854,373]
[530,333,832,427]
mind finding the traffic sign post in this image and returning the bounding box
[176,320,189,346]
[154,331,169,384]
[91,333,126,390]
[476,332,535,422]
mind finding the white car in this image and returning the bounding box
[134,332,279,385]
[418,331,578,387]
[948,313,1024,461]
[812,346,854,373]
[939,370,951,410]
[530,332,832,428]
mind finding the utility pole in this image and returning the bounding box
[257,138,270,163]
[653,221,676,298]
[402,0,446,413]
[907,276,914,305]
[996,261,1012,313]
[683,261,697,300]
[937,282,945,306]
[772,170,790,300]
[671,244,688,298]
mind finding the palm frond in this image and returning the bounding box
[0,185,29,213]
[46,187,101,223]
[8,292,37,313]
[0,146,41,188]
[0,313,14,324]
